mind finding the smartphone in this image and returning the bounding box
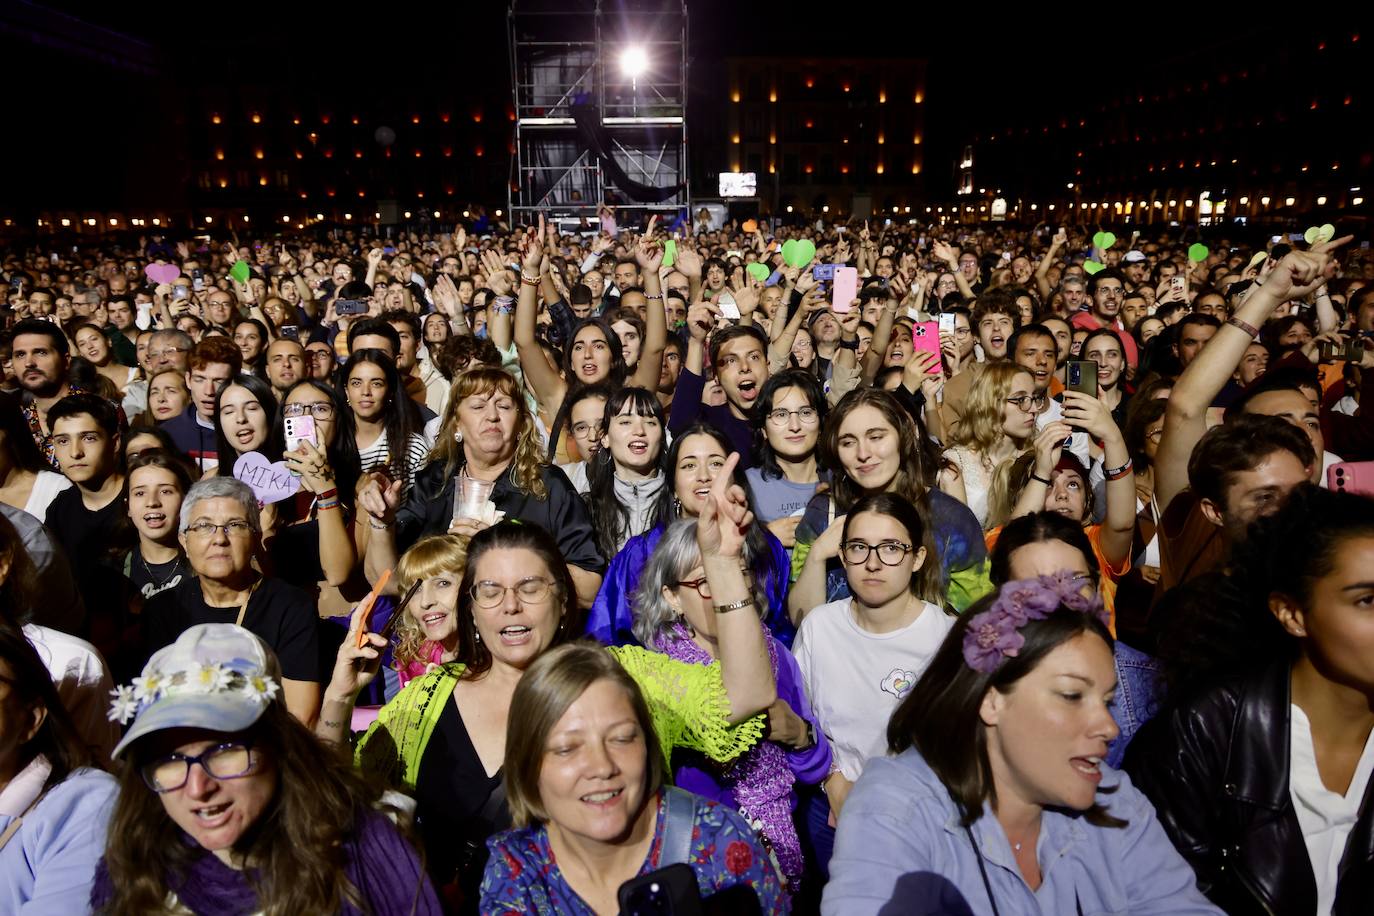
[831,266,858,313]
[336,298,370,316]
[1066,359,1099,397]
[1169,276,1186,294]
[813,263,837,282]
[279,324,300,341]
[1327,461,1374,497]
[284,416,318,452]
[193,276,205,292]
[618,863,703,916]
[938,312,957,335]
[911,321,942,371]
[1319,337,1366,363]
[171,285,189,302]
[718,291,740,320]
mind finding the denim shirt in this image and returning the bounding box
[823,748,1221,916]
[1108,642,1163,768]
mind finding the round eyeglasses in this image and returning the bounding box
[1005,394,1048,413]
[841,540,913,566]
[470,577,554,608]
[282,402,336,420]
[765,407,820,427]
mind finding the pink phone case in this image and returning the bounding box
[284,416,318,452]
[1327,461,1374,497]
[831,267,858,313]
[911,321,942,372]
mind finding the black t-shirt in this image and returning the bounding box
[126,551,190,601]
[46,487,129,646]
[142,575,321,682]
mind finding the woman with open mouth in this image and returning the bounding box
[585,422,792,649]
[95,624,441,915]
[145,368,191,424]
[123,450,194,604]
[823,575,1219,916]
[505,219,668,466]
[322,463,778,912]
[74,322,136,396]
[210,373,283,480]
[582,387,667,562]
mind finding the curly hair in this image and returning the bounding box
[430,367,547,500]
[947,362,1036,455]
[392,534,469,671]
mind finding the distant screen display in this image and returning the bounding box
[719,172,757,198]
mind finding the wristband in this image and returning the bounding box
[520,274,540,287]
[713,597,755,615]
[1104,458,1134,481]
[838,337,860,351]
[1227,317,1259,338]
[368,520,392,531]
[317,500,340,511]
[316,487,339,502]
[1029,472,1051,486]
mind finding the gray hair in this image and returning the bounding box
[179,477,261,534]
[150,327,194,350]
[632,520,704,648]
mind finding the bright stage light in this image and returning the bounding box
[620,46,649,78]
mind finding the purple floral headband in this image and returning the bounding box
[962,571,1110,674]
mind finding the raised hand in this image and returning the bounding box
[357,471,403,527]
[1032,421,1074,476]
[433,273,461,317]
[366,247,384,269]
[1263,235,1352,302]
[1061,389,1118,441]
[733,276,761,317]
[522,216,547,274]
[932,240,960,268]
[635,216,663,271]
[1052,227,1067,248]
[696,452,753,560]
[687,300,719,342]
[675,243,703,279]
[480,249,514,297]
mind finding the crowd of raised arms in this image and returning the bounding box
[0,209,1371,916]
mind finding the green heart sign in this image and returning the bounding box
[662,239,677,268]
[1092,231,1117,251]
[1083,260,1105,275]
[1187,243,1209,263]
[782,238,816,268]
[229,261,250,283]
[746,261,771,283]
[1303,224,1335,246]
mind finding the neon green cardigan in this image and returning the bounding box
[355,646,766,790]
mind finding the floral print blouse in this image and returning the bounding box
[479,790,786,915]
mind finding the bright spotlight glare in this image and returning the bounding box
[620,46,649,78]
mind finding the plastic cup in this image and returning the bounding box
[453,475,495,522]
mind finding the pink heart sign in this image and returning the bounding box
[233,451,301,505]
[145,262,180,284]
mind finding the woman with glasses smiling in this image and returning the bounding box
[939,363,1043,529]
[793,493,952,879]
[141,477,322,725]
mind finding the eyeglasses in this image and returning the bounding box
[283,402,336,420]
[841,540,913,566]
[675,577,712,598]
[185,520,255,539]
[1005,394,1049,412]
[766,407,820,427]
[470,577,554,608]
[147,346,189,361]
[141,741,257,793]
[306,350,335,362]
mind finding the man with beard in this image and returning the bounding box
[263,337,307,401]
[12,319,78,468]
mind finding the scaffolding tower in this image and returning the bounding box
[508,0,689,225]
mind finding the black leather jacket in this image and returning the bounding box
[1124,658,1374,916]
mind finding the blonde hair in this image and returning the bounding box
[391,534,469,671]
[430,367,547,500]
[503,643,664,828]
[948,362,1036,456]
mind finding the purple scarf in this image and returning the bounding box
[652,622,803,890]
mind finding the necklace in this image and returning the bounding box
[140,551,185,590]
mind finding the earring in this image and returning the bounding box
[454,430,463,443]
[673,496,683,516]
[473,630,481,643]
